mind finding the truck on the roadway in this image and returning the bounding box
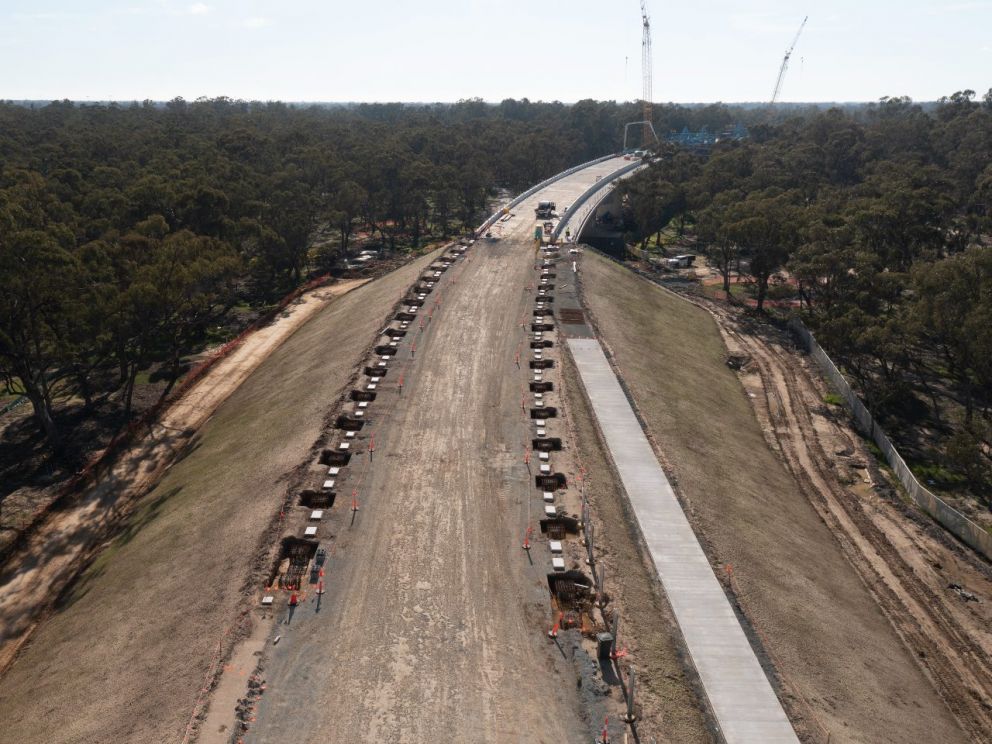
[535,200,556,218]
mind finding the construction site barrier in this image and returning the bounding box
[581,243,992,563]
[788,318,992,561]
[475,153,620,237]
[0,396,28,418]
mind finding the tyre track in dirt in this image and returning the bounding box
[709,304,992,743]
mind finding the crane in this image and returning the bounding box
[770,16,807,105]
[640,0,653,146]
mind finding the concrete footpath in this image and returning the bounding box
[567,337,799,744]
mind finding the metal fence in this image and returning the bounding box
[789,318,992,560]
[1,396,28,418]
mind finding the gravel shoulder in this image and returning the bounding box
[578,250,970,744]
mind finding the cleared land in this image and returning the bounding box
[0,255,437,744]
[242,161,639,742]
[579,250,971,744]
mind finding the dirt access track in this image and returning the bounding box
[578,250,992,743]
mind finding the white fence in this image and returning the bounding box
[789,318,992,561]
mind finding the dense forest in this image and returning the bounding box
[0,96,750,466]
[622,90,992,508]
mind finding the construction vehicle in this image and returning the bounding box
[535,200,556,219]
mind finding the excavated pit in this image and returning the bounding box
[547,569,593,609]
[299,489,336,509]
[364,365,389,376]
[414,283,434,294]
[271,537,319,590]
[350,390,376,402]
[373,345,397,356]
[533,308,554,317]
[530,359,555,369]
[530,381,554,392]
[541,272,557,279]
[530,340,554,350]
[535,473,567,490]
[530,406,558,419]
[395,312,416,322]
[540,515,580,536]
[531,322,554,332]
[534,295,555,303]
[320,449,352,467]
[335,416,365,431]
[404,298,425,307]
[384,328,406,338]
[538,283,555,291]
[532,437,562,452]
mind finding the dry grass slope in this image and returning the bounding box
[0,251,440,744]
[579,251,967,744]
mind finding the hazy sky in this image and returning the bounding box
[1,0,989,103]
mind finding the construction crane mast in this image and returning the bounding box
[770,15,807,105]
[640,0,653,146]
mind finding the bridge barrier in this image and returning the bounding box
[475,153,619,237]
[552,160,646,240]
[789,318,992,561]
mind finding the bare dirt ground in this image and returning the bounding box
[0,261,435,744]
[708,298,992,743]
[244,238,594,743]
[0,279,367,674]
[579,250,980,744]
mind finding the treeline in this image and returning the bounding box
[623,90,992,503]
[0,96,754,457]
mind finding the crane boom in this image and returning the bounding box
[770,15,807,105]
[640,0,653,147]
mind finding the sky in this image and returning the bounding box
[0,0,989,103]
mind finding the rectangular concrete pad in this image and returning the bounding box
[567,337,798,744]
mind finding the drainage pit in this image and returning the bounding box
[405,297,425,307]
[320,449,352,467]
[530,340,554,350]
[395,312,416,322]
[299,489,336,509]
[532,437,563,451]
[374,345,398,356]
[532,308,554,317]
[535,295,555,303]
[350,390,376,402]
[272,536,319,590]
[530,359,554,370]
[364,365,389,377]
[530,381,554,392]
[530,406,558,419]
[531,322,554,332]
[540,515,581,536]
[335,415,365,431]
[547,570,593,609]
[384,328,406,338]
[535,472,567,490]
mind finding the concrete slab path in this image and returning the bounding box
[567,336,799,744]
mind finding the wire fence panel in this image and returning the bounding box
[788,318,992,560]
